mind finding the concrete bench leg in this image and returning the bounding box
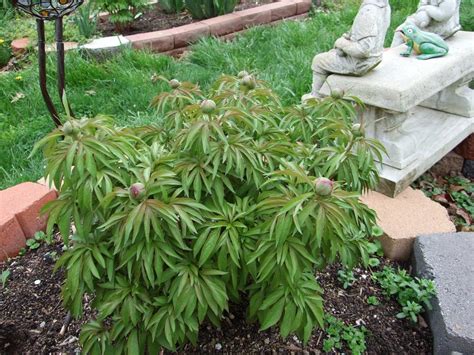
[421,74,474,118]
[362,106,419,170]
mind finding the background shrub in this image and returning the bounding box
[36,74,382,353]
[159,0,185,14]
[185,0,238,19]
[93,0,147,28]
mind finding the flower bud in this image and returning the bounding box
[62,121,74,135]
[130,183,146,200]
[238,70,249,79]
[241,75,256,90]
[200,99,217,114]
[62,121,80,136]
[314,177,334,196]
[352,123,361,131]
[169,79,181,89]
[331,89,344,99]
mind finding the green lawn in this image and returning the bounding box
[0,0,472,189]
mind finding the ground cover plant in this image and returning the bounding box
[372,266,436,323]
[413,173,474,231]
[33,73,385,352]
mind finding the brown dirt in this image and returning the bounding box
[98,0,277,37]
[0,237,432,354]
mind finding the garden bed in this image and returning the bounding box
[99,0,275,37]
[0,237,432,353]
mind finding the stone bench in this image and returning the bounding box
[320,31,474,197]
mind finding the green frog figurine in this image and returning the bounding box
[400,24,449,60]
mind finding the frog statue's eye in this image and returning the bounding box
[408,29,413,34]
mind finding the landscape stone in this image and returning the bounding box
[127,30,175,52]
[360,187,456,260]
[80,35,131,59]
[0,182,57,239]
[11,38,30,55]
[0,213,26,262]
[413,232,474,354]
[202,13,243,36]
[172,23,211,48]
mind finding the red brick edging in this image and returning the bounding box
[126,0,312,52]
[0,182,57,262]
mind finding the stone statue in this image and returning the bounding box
[391,0,461,47]
[304,0,391,100]
[399,24,449,60]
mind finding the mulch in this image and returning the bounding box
[98,0,276,37]
[0,237,432,354]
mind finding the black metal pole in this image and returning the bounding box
[55,18,65,102]
[55,17,74,117]
[37,19,61,127]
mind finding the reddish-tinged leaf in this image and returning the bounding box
[456,208,472,225]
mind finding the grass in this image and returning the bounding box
[0,0,472,189]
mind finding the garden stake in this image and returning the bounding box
[12,0,84,127]
[37,19,61,126]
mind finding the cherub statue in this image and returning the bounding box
[304,0,391,100]
[391,0,461,47]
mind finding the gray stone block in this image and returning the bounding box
[413,232,474,354]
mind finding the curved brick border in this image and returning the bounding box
[0,182,57,261]
[125,0,311,53]
[10,1,312,57]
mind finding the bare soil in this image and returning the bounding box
[99,0,277,37]
[0,238,432,354]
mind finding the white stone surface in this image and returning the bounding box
[80,35,131,58]
[377,106,474,196]
[320,31,474,113]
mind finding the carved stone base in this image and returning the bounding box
[374,107,474,197]
[361,107,420,169]
[421,75,474,118]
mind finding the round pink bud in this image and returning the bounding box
[241,75,256,89]
[129,183,146,200]
[200,99,217,114]
[314,177,334,196]
[169,79,181,89]
[238,70,249,78]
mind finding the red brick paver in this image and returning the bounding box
[0,182,57,261]
[0,213,26,262]
[126,30,175,52]
[455,134,474,160]
[11,38,30,55]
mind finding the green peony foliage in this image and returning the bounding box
[34,74,385,353]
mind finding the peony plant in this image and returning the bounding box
[34,73,384,353]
